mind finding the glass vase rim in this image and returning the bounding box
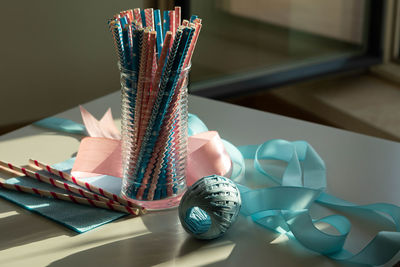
[118,62,192,74]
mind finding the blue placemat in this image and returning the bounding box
[0,158,127,233]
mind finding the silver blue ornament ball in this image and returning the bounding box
[178,175,241,240]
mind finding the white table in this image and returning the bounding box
[0,92,399,267]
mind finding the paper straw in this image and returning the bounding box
[137,31,157,152]
[163,11,170,39]
[143,31,157,110]
[135,32,173,199]
[0,181,139,215]
[154,9,163,56]
[149,61,190,200]
[137,26,194,200]
[0,161,111,204]
[158,23,201,191]
[140,9,146,27]
[144,8,154,31]
[121,25,132,70]
[129,28,183,198]
[150,32,173,108]
[109,20,127,68]
[131,28,141,73]
[169,11,176,43]
[184,22,202,67]
[135,30,150,153]
[182,19,189,27]
[28,159,146,213]
[190,15,198,22]
[126,9,134,23]
[163,76,188,197]
[175,6,181,28]
[151,26,194,199]
[133,8,143,28]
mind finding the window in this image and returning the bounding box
[175,0,383,98]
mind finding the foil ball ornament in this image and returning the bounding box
[178,175,241,240]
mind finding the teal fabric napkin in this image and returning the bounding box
[0,158,126,233]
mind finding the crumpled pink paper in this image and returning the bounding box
[72,108,232,186]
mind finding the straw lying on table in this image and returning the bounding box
[28,159,145,212]
[0,160,108,203]
[108,7,202,201]
[0,181,139,215]
[0,161,142,215]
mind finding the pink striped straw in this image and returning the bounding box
[146,69,188,200]
[126,9,134,24]
[133,8,143,28]
[28,159,146,212]
[136,30,152,156]
[182,20,189,27]
[184,22,202,67]
[137,31,157,155]
[141,32,157,117]
[0,160,111,204]
[144,126,169,200]
[136,32,172,199]
[0,181,139,215]
[144,8,154,31]
[175,6,181,28]
[135,30,150,151]
[145,32,193,200]
[151,23,202,198]
[169,11,176,49]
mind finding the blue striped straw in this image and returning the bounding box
[121,28,143,181]
[163,11,170,39]
[154,9,163,58]
[121,26,132,70]
[134,26,194,198]
[153,26,195,199]
[110,20,128,69]
[120,16,128,28]
[128,28,184,196]
[190,15,198,23]
[131,29,141,73]
[140,9,146,27]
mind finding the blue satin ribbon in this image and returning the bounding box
[34,115,400,265]
[34,117,87,135]
[230,140,400,265]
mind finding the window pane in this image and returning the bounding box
[189,0,368,91]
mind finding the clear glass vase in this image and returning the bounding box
[119,64,189,210]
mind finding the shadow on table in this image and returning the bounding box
[47,210,207,266]
[48,211,185,267]
[0,202,75,251]
[47,206,390,267]
[45,213,365,267]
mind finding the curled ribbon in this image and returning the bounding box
[232,140,400,265]
[33,109,400,265]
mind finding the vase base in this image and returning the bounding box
[122,190,186,211]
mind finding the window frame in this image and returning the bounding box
[372,0,400,84]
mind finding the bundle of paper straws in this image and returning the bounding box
[108,7,202,201]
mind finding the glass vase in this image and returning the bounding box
[119,64,189,210]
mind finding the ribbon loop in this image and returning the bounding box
[234,139,400,265]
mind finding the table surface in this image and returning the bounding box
[0,92,399,267]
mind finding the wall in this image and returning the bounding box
[0,0,149,131]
